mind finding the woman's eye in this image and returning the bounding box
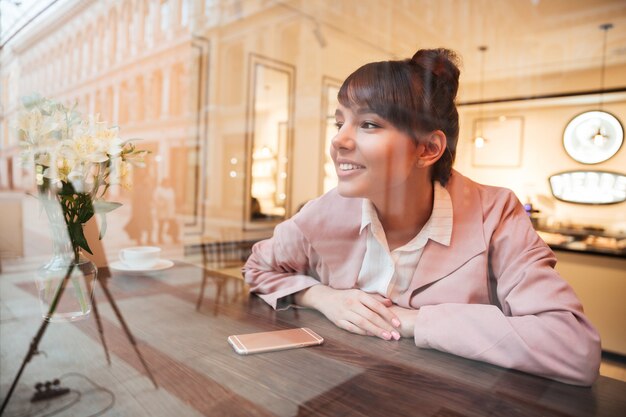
[361,121,380,129]
[334,122,344,130]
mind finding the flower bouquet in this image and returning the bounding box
[18,94,147,321]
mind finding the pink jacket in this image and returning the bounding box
[243,170,601,385]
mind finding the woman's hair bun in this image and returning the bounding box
[411,48,460,97]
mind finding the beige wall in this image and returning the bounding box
[2,0,625,246]
[457,98,626,233]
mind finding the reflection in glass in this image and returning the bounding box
[321,80,340,194]
[248,60,293,222]
[549,171,626,205]
[563,111,624,164]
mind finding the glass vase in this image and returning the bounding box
[35,221,97,322]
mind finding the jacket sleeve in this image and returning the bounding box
[412,191,601,386]
[243,219,321,310]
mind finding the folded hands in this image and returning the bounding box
[295,285,418,340]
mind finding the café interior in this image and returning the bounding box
[1,0,625,416]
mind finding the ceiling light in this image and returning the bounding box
[473,46,488,148]
[592,23,613,147]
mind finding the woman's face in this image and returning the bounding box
[330,103,422,201]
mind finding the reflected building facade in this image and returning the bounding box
[1,0,626,252]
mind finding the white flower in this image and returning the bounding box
[17,108,59,148]
[34,153,51,166]
[68,168,86,193]
[95,126,123,157]
[17,94,147,247]
[107,138,124,157]
[19,95,146,195]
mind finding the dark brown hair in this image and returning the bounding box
[337,48,461,185]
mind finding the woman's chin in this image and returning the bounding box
[336,183,365,199]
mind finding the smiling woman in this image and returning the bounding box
[331,106,424,204]
[244,48,602,387]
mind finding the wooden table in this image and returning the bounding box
[2,261,625,416]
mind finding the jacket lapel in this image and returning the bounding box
[397,171,487,305]
[296,190,366,289]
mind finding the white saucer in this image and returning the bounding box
[110,259,174,273]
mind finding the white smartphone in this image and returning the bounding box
[228,327,324,355]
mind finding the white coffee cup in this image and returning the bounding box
[119,246,161,269]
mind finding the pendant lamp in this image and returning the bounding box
[562,23,623,164]
[473,46,488,148]
[592,23,613,146]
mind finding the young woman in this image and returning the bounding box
[243,49,601,386]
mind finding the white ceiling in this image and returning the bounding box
[305,0,626,83]
[3,0,626,86]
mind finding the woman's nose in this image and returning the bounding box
[331,125,354,151]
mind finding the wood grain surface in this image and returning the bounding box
[4,261,625,416]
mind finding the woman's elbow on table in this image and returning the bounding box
[568,329,602,386]
[547,313,602,386]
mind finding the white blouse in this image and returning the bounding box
[357,182,453,302]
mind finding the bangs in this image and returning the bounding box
[337,61,436,136]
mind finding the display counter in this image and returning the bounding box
[552,249,626,356]
[536,226,625,259]
[535,222,625,355]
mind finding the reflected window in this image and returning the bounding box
[181,0,189,26]
[549,171,626,205]
[160,1,170,33]
[144,3,153,45]
[247,56,294,223]
[321,78,341,194]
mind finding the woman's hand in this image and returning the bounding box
[388,305,420,338]
[295,285,401,340]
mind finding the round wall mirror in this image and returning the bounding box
[563,111,623,164]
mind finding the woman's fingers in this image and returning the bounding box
[346,305,400,340]
[338,316,393,340]
[370,294,393,307]
[316,287,401,340]
[337,319,368,336]
[360,293,402,330]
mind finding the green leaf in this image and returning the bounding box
[77,194,95,224]
[69,222,93,255]
[93,201,122,214]
[59,181,76,196]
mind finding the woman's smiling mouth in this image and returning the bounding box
[339,163,365,171]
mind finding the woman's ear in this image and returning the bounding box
[416,130,447,168]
